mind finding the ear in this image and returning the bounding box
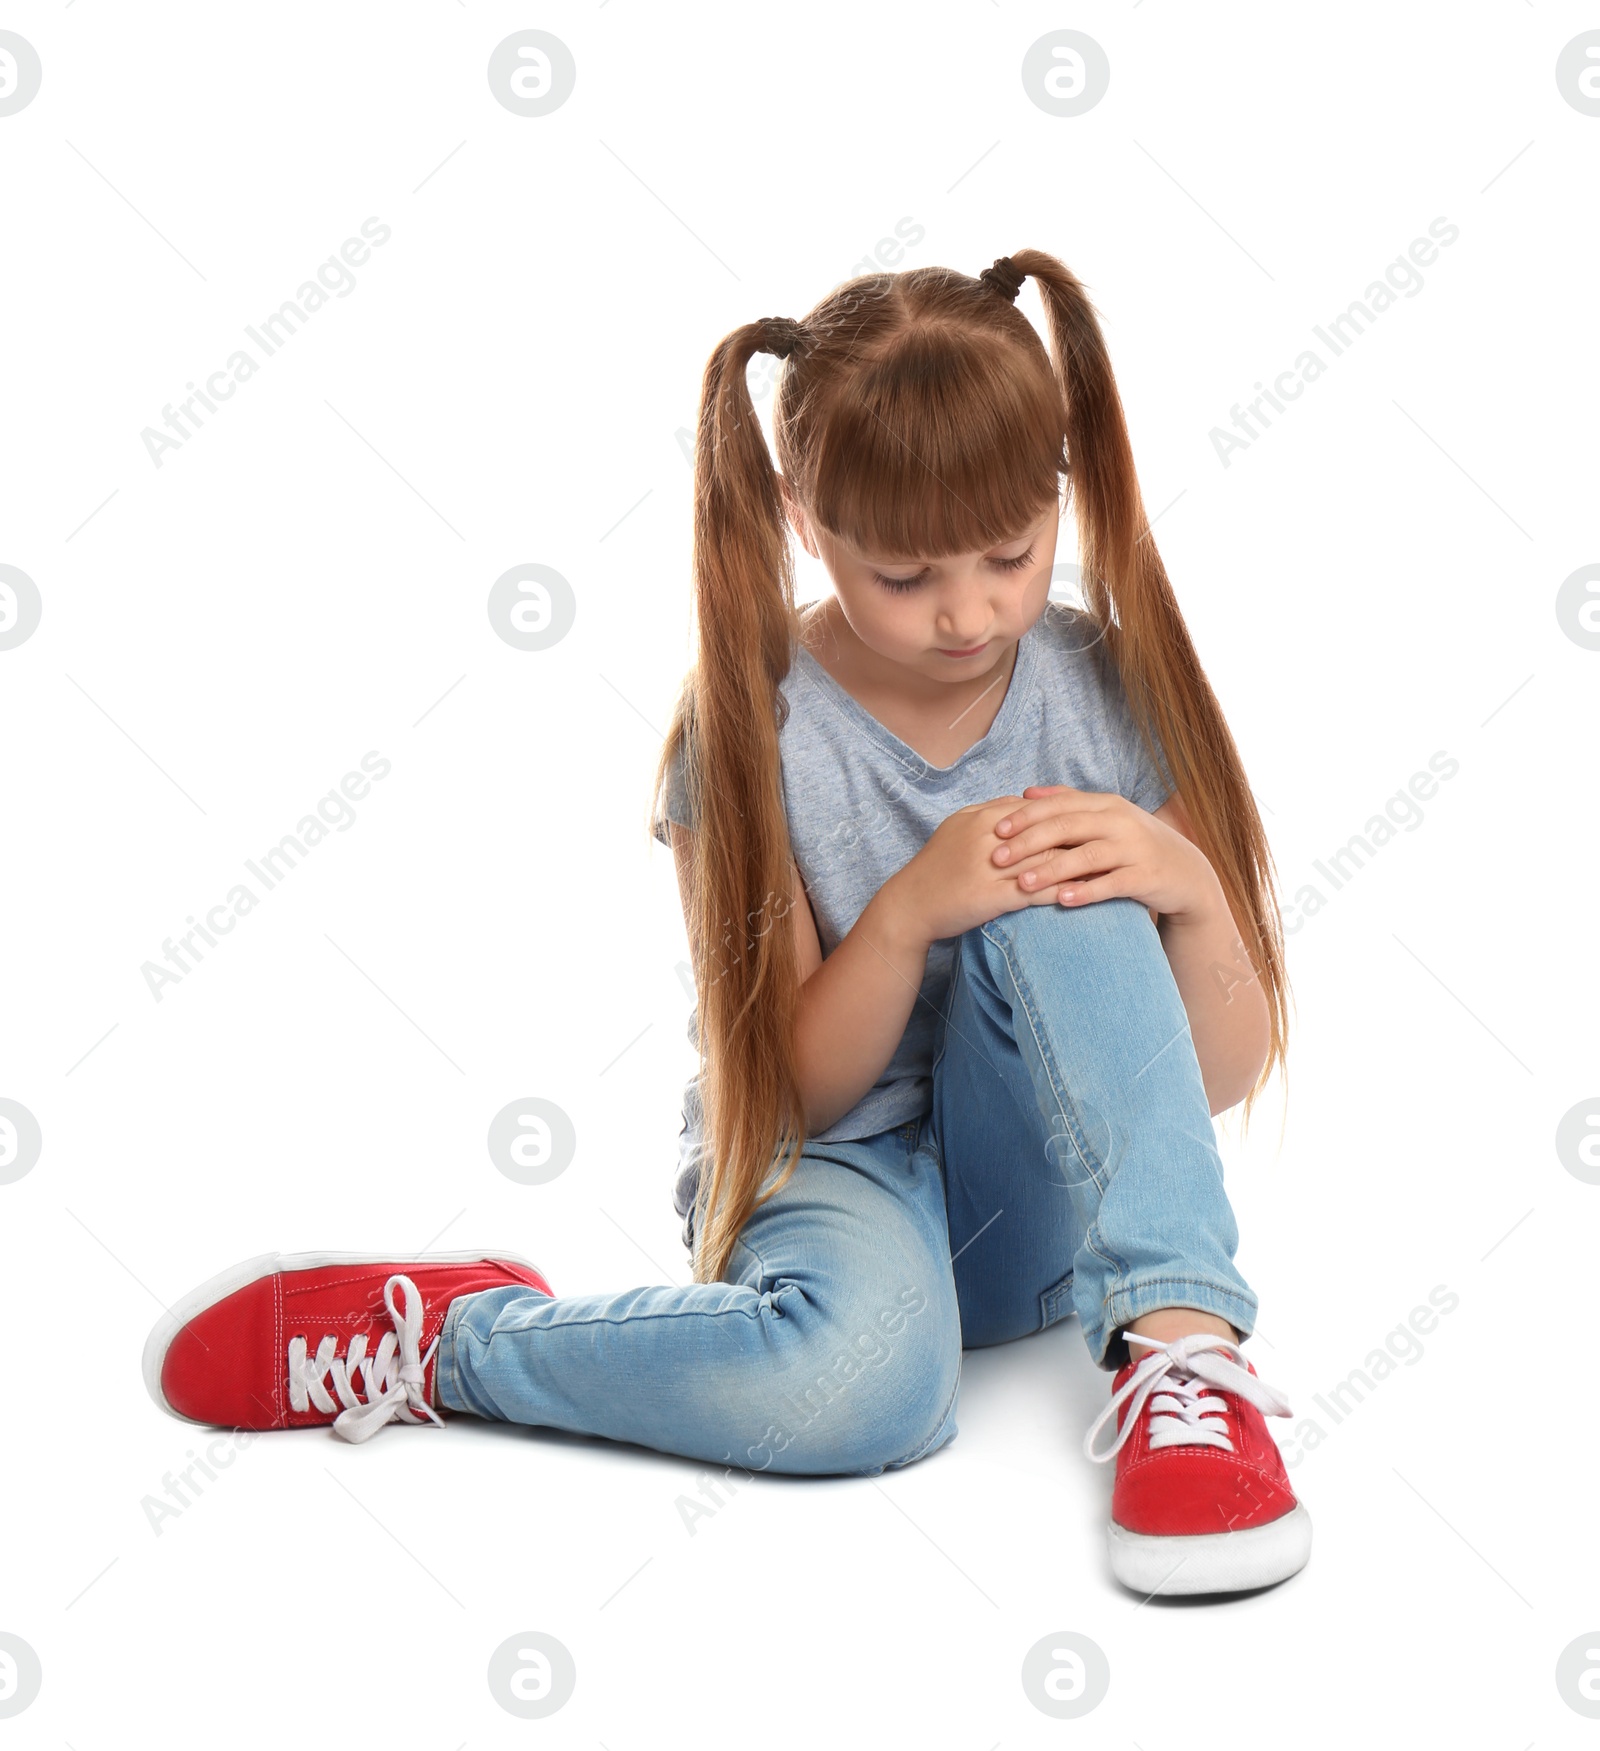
[776,474,818,559]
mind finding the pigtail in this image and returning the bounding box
[654,252,1293,1288]
[1018,249,1293,1138]
[652,323,808,1285]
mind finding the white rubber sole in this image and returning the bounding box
[141,1248,546,1424]
[1108,1500,1312,1596]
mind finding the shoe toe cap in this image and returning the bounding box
[156,1278,283,1429]
[1115,1448,1298,1537]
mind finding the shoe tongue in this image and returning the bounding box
[1124,1340,1176,1376]
[1125,1339,1244,1392]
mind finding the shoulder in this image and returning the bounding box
[1032,601,1175,810]
[1029,600,1121,703]
[783,605,833,702]
[1031,599,1111,667]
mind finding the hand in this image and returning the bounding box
[887,796,1088,943]
[990,784,1223,922]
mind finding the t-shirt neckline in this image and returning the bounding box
[792,621,1039,778]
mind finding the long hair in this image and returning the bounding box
[651,249,1292,1286]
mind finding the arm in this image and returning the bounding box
[670,823,931,1136]
[790,877,933,1135]
[1149,792,1271,1115]
[790,797,1267,1127]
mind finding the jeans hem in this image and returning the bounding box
[1083,1274,1260,1373]
[436,1292,470,1415]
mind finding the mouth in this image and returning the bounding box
[936,640,990,658]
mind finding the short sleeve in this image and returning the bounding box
[650,737,698,847]
[1108,663,1175,814]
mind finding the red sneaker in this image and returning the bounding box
[142,1250,553,1444]
[1083,1331,1312,1595]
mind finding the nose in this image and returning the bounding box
[935,573,993,646]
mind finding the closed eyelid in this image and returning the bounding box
[871,544,1035,579]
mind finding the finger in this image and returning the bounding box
[993,801,1041,836]
[1015,785,1117,811]
[993,819,1078,863]
[996,873,1070,913]
[965,795,1029,822]
[1055,871,1132,906]
[1012,841,1123,890]
[992,815,1101,864]
[995,790,1111,839]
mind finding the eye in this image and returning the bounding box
[871,545,1036,594]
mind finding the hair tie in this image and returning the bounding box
[978,256,1026,302]
[756,316,807,359]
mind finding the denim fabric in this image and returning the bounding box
[437,894,1257,1477]
[651,604,1178,1211]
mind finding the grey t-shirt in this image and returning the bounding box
[651,600,1175,1247]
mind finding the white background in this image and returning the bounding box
[2,2,1597,1744]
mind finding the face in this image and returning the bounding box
[782,486,1061,687]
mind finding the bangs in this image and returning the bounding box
[800,326,1067,563]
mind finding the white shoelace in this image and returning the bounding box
[1083,1331,1292,1464]
[286,1273,444,1445]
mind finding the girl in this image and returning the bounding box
[143,249,1309,1598]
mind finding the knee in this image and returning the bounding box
[983,891,1149,951]
[744,1286,961,1477]
[970,893,1155,983]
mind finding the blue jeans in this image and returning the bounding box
[436,896,1259,1477]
